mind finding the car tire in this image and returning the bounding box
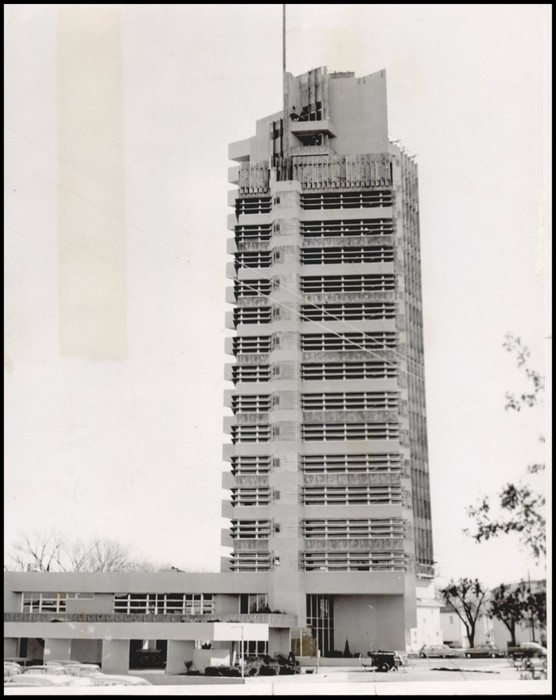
[419,653,426,658]
[379,663,390,673]
[465,653,471,659]
[490,653,496,658]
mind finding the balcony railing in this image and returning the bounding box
[237,163,270,195]
[304,537,405,552]
[293,154,392,190]
[5,611,298,627]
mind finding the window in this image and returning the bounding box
[67,592,94,599]
[232,365,271,384]
[302,484,402,505]
[300,275,395,293]
[303,518,405,539]
[243,641,269,656]
[232,487,271,506]
[231,521,271,540]
[235,197,272,216]
[239,593,269,613]
[307,595,334,656]
[301,190,393,210]
[300,218,394,238]
[231,395,271,413]
[231,425,271,444]
[113,593,214,615]
[301,302,396,322]
[301,246,394,265]
[234,251,272,269]
[233,307,272,326]
[301,392,399,411]
[232,336,271,355]
[229,552,271,572]
[301,453,402,474]
[301,422,400,441]
[301,332,397,352]
[22,593,67,613]
[303,551,406,572]
[234,280,271,298]
[231,456,271,476]
[301,362,397,380]
[234,224,272,244]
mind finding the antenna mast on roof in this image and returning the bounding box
[282,3,286,77]
[282,3,290,179]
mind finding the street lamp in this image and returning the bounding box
[228,624,245,680]
[240,625,244,680]
[368,605,374,654]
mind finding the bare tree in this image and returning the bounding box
[65,539,95,572]
[439,578,489,648]
[6,530,68,572]
[5,532,164,573]
[84,539,134,573]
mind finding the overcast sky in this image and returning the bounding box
[4,4,551,587]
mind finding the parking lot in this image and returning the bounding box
[5,657,548,695]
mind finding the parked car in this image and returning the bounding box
[45,659,86,667]
[463,645,505,658]
[419,644,457,658]
[22,665,69,675]
[63,663,102,677]
[4,663,22,678]
[89,674,152,686]
[508,642,547,658]
[4,657,34,669]
[5,675,75,687]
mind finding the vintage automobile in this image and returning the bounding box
[508,641,548,658]
[419,644,457,658]
[462,645,506,658]
[4,662,22,679]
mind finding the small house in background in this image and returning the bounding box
[409,581,444,652]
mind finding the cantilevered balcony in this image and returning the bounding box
[289,119,336,138]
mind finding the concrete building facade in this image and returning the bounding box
[222,66,433,656]
[4,67,434,671]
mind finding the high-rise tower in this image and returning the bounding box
[222,67,433,654]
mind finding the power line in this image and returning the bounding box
[231,252,425,370]
[231,260,427,385]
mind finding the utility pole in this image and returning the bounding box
[528,571,536,643]
[241,625,245,680]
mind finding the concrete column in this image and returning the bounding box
[4,638,18,658]
[101,639,129,674]
[44,638,72,662]
[165,641,194,675]
[269,628,290,655]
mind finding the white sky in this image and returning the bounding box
[4,4,551,588]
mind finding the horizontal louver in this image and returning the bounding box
[301,190,393,210]
[301,423,400,441]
